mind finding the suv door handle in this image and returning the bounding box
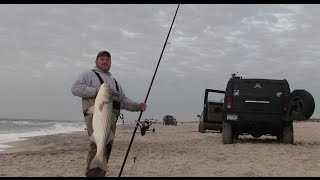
[245,100,270,104]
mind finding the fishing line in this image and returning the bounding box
[118,4,181,177]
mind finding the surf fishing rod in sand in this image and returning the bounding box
[118,4,180,177]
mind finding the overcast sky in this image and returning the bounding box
[0,4,319,122]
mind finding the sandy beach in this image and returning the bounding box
[1,121,320,177]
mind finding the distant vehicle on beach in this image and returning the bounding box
[163,115,177,126]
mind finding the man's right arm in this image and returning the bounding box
[71,71,97,98]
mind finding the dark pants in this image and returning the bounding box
[84,114,116,177]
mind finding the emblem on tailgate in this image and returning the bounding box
[234,90,239,96]
[253,83,261,88]
[276,92,282,97]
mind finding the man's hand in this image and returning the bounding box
[138,102,147,112]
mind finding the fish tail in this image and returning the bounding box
[89,151,108,171]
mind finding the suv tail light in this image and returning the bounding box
[282,99,288,111]
[226,96,232,109]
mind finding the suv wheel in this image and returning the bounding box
[233,133,239,140]
[289,90,315,120]
[276,133,283,142]
[222,121,233,144]
[282,122,294,144]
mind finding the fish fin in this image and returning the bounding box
[89,156,99,169]
[98,103,104,112]
[89,134,96,143]
[90,153,108,171]
[106,132,115,145]
[87,106,95,115]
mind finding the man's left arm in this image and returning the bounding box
[117,83,146,112]
[121,96,142,112]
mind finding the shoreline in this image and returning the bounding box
[0,123,137,153]
[0,121,197,152]
[0,131,85,154]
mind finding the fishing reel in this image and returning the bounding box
[136,119,156,136]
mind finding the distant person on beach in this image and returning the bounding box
[71,50,147,177]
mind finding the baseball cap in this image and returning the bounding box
[96,50,111,60]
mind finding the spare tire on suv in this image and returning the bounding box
[289,89,315,120]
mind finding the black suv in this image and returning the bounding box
[223,75,294,144]
[198,73,315,144]
[163,115,177,125]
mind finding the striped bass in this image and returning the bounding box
[87,82,115,171]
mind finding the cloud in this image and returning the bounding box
[233,58,258,71]
[30,69,42,78]
[240,12,297,33]
[279,4,302,14]
[241,16,269,26]
[154,8,174,29]
[194,63,216,72]
[164,66,185,77]
[224,35,242,44]
[275,37,294,47]
[174,30,184,35]
[80,33,87,38]
[157,9,168,17]
[34,21,49,27]
[111,61,125,68]
[184,4,199,14]
[0,27,9,31]
[48,7,62,15]
[120,28,141,38]
[268,13,296,33]
[230,30,244,36]
[123,51,137,55]
[117,55,129,61]
[160,23,170,28]
[241,41,260,50]
[44,60,68,71]
[203,26,217,37]
[88,24,99,30]
[75,61,91,69]
[0,65,17,73]
[81,52,96,59]
[296,60,318,69]
[172,35,198,48]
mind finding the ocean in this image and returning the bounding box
[0,118,86,151]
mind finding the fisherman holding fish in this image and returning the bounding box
[71,50,147,177]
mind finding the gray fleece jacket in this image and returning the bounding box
[71,66,140,112]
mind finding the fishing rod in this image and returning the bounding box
[118,4,180,177]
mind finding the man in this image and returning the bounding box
[71,50,147,177]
